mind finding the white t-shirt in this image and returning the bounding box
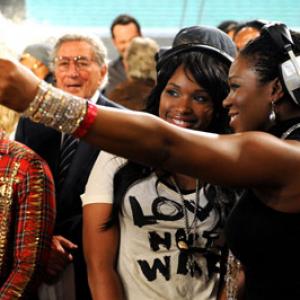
[82,151,225,300]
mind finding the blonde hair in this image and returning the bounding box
[0,105,19,138]
[125,37,159,81]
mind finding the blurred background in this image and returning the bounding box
[1,0,300,59]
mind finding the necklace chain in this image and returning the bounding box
[281,122,300,140]
[170,176,200,248]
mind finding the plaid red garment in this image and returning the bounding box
[0,131,56,299]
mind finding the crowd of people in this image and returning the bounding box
[1,11,300,300]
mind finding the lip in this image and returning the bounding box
[167,116,197,129]
[228,111,239,126]
[65,83,82,87]
[228,109,238,116]
[64,84,82,90]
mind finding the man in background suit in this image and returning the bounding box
[104,14,142,96]
[15,33,119,300]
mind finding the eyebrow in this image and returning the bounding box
[167,82,207,93]
[167,82,180,88]
[228,75,240,81]
[55,55,90,60]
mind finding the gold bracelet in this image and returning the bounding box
[22,82,87,134]
[225,250,241,300]
[23,80,49,119]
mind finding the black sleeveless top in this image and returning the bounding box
[225,118,300,300]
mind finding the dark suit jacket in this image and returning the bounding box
[15,93,119,245]
[104,57,126,96]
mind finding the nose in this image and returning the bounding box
[121,45,129,56]
[66,61,80,76]
[222,93,232,109]
[176,96,192,113]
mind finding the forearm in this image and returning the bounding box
[83,204,123,300]
[88,268,125,300]
[85,107,171,168]
[84,108,233,182]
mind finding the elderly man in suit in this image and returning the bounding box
[15,33,120,300]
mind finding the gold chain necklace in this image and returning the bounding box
[170,176,200,252]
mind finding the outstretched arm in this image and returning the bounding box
[85,108,300,188]
[1,59,300,189]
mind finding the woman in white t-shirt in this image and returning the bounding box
[81,26,238,300]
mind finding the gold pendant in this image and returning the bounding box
[177,240,189,251]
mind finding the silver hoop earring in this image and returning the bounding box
[269,101,276,123]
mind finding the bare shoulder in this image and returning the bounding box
[246,131,300,181]
[83,203,113,225]
[234,131,300,155]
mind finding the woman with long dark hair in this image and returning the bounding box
[81,26,237,300]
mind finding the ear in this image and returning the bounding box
[98,64,107,84]
[271,77,284,103]
[112,38,117,48]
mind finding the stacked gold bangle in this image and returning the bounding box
[225,250,241,300]
[23,81,87,134]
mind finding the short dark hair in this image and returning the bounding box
[233,19,267,40]
[217,20,239,34]
[240,29,300,103]
[110,14,141,38]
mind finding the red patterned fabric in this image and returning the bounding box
[0,131,55,299]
